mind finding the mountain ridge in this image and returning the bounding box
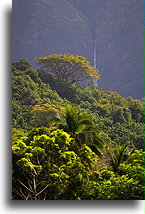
[12,0,143,98]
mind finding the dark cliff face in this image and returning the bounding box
[68,0,143,99]
[96,0,143,99]
[12,0,94,64]
[12,0,143,99]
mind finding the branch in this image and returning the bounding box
[26,192,31,200]
[13,187,25,200]
[33,175,37,200]
[45,65,59,75]
[62,64,77,77]
[69,74,88,84]
[43,193,46,200]
[28,179,33,190]
[18,179,34,193]
[36,151,40,164]
[36,181,52,197]
[65,64,82,77]
[19,188,27,199]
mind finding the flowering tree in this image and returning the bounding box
[35,54,100,84]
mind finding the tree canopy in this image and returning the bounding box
[12,59,144,200]
[35,54,100,84]
[12,127,144,200]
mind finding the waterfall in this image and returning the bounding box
[93,39,97,68]
[93,39,98,86]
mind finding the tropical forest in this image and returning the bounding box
[12,55,144,200]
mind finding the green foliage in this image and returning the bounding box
[35,54,100,84]
[31,104,61,127]
[111,106,132,124]
[38,71,78,102]
[97,174,142,200]
[127,97,143,122]
[12,58,144,200]
[12,59,67,129]
[12,59,32,71]
[127,149,144,166]
[79,144,98,168]
[118,163,143,184]
[12,59,144,149]
[12,126,143,200]
[99,169,115,180]
[52,104,105,156]
[107,143,134,172]
[12,127,98,200]
[53,104,93,134]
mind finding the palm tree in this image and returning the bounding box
[51,104,104,154]
[52,104,93,134]
[106,143,135,172]
[77,127,104,155]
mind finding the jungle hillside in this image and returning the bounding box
[12,57,144,200]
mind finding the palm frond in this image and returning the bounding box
[107,143,135,172]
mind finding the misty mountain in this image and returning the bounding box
[12,0,143,98]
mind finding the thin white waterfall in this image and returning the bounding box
[93,39,97,68]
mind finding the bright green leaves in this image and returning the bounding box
[12,138,30,156]
[28,129,74,165]
[128,149,144,166]
[17,157,42,173]
[12,126,144,200]
[60,151,79,165]
[12,127,93,199]
[99,169,115,180]
[79,144,98,168]
[118,163,144,183]
[50,129,72,149]
[97,174,140,200]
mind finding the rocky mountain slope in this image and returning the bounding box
[12,0,143,98]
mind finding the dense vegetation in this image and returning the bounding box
[35,54,99,84]
[12,59,144,200]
